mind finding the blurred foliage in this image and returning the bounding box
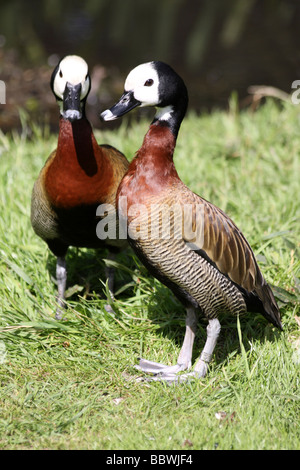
[1,0,300,70]
[1,0,300,131]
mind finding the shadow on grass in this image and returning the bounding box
[45,245,287,372]
[135,279,285,371]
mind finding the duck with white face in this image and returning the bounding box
[51,55,91,122]
[101,61,188,138]
[100,67,159,121]
[31,55,129,320]
[100,61,282,383]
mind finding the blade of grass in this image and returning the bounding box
[236,315,251,379]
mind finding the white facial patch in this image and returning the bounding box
[53,55,90,100]
[124,62,160,107]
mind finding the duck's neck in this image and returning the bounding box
[150,104,184,140]
[139,121,176,163]
[55,117,101,176]
[118,122,179,205]
[151,76,188,138]
[132,97,187,171]
[45,116,114,209]
[117,94,188,204]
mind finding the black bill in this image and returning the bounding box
[63,82,82,121]
[100,91,141,121]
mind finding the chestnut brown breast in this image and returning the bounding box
[45,119,116,209]
[31,117,129,251]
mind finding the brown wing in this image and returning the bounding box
[100,144,129,206]
[189,194,282,329]
[176,185,261,293]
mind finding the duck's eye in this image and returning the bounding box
[144,79,154,87]
[59,70,63,78]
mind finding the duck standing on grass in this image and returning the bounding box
[100,61,282,383]
[31,55,129,319]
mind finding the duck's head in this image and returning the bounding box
[51,55,91,122]
[100,61,188,132]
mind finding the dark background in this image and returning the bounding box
[0,0,300,132]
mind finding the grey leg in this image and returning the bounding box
[55,256,67,320]
[136,307,198,375]
[141,317,221,384]
[193,318,221,377]
[176,307,198,369]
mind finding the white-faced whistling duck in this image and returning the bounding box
[31,55,129,319]
[100,61,282,383]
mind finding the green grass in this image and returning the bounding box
[0,99,299,450]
